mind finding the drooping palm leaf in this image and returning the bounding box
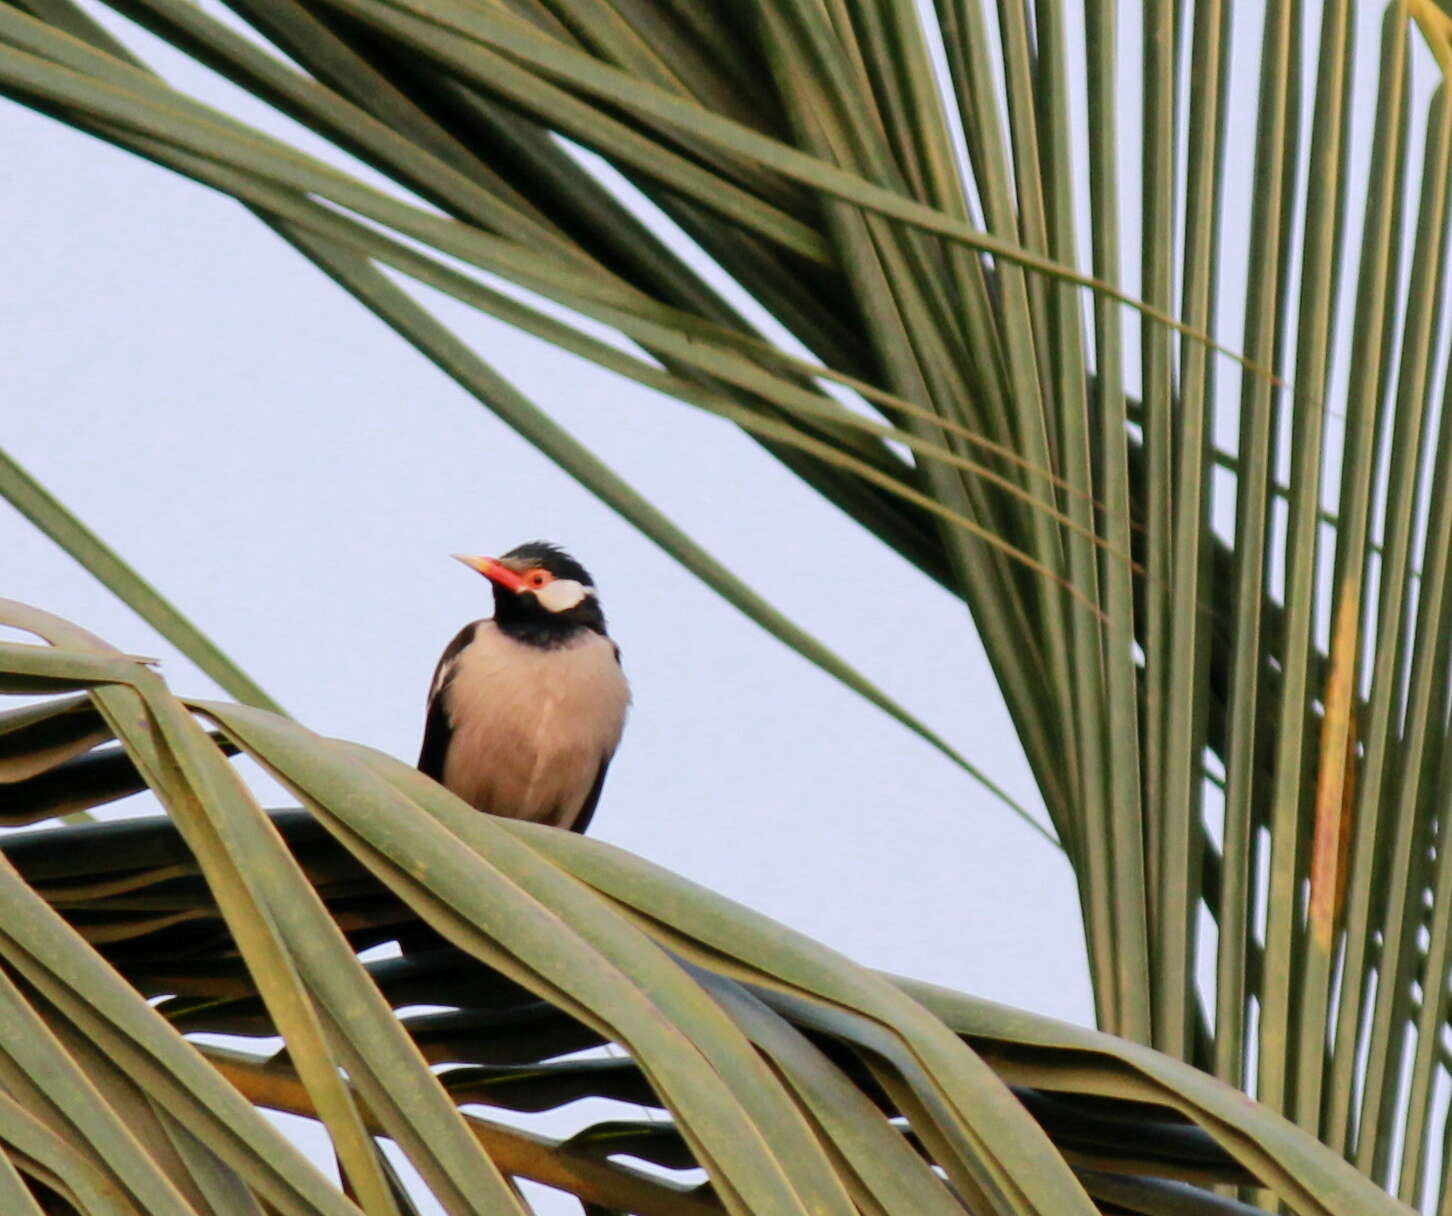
[0,604,1415,1214]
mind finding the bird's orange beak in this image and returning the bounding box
[452,554,528,593]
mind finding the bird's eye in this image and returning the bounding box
[526,569,552,588]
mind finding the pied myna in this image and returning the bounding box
[418,541,630,833]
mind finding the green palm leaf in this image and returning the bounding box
[0,609,1414,1214]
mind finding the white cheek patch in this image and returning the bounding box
[536,579,591,613]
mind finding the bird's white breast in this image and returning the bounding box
[440,622,630,827]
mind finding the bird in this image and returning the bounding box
[418,541,630,833]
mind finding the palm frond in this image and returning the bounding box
[0,603,1414,1214]
[11,0,1452,1205]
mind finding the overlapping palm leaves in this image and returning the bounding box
[0,601,1410,1213]
[7,0,1452,1209]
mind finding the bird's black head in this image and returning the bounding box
[454,541,607,647]
[501,540,595,587]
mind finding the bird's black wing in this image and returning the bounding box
[571,641,624,834]
[417,621,478,781]
[570,755,612,835]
